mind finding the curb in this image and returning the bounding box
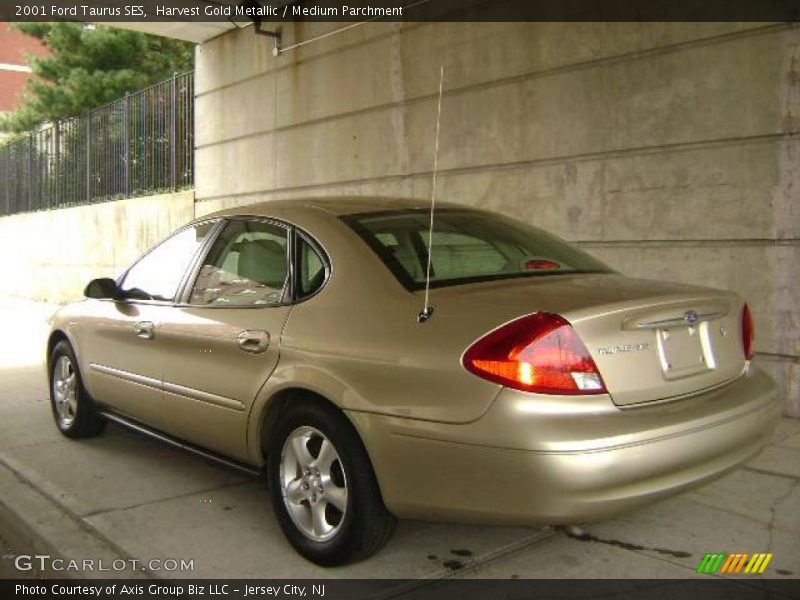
[0,455,146,579]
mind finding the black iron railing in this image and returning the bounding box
[0,71,194,217]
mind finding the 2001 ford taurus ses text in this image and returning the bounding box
[46,197,781,565]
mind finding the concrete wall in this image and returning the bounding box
[0,191,195,304]
[194,22,799,415]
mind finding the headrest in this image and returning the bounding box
[238,239,287,288]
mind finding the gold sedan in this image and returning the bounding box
[46,197,781,565]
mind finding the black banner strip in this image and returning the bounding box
[1,0,800,23]
[3,579,800,600]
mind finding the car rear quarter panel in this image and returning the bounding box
[248,211,508,426]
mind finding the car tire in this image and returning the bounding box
[48,340,106,439]
[267,399,396,565]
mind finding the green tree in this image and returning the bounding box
[1,23,193,133]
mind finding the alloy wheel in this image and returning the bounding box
[52,355,78,429]
[279,426,348,542]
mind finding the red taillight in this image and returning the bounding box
[742,303,755,360]
[462,313,607,395]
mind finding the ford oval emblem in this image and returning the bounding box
[684,310,699,325]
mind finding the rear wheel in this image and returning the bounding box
[49,340,106,438]
[267,400,396,565]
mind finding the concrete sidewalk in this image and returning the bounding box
[0,297,798,581]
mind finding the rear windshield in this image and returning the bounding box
[342,209,613,291]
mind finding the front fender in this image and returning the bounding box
[46,307,84,381]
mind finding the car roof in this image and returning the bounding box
[198,196,464,220]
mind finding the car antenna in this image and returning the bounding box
[418,65,445,324]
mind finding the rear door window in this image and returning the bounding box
[189,219,289,306]
[296,234,327,299]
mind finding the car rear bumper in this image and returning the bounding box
[348,366,781,525]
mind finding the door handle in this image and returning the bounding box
[238,330,270,354]
[133,321,155,340]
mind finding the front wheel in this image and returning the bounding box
[49,340,106,438]
[267,400,396,565]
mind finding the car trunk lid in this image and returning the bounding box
[434,274,746,406]
[568,293,745,406]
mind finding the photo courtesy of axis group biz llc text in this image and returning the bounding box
[16,583,326,596]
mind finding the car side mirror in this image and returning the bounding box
[84,277,119,300]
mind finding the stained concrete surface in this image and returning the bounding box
[0,191,195,304]
[0,297,798,581]
[0,534,36,580]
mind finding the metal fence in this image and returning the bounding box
[0,71,194,217]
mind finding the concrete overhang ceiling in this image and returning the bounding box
[99,20,239,43]
[95,0,296,43]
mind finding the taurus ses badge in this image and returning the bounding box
[683,310,699,326]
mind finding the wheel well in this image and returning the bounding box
[46,330,69,369]
[259,388,345,459]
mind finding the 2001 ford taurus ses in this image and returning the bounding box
[46,197,781,565]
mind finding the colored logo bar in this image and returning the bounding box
[696,553,773,574]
